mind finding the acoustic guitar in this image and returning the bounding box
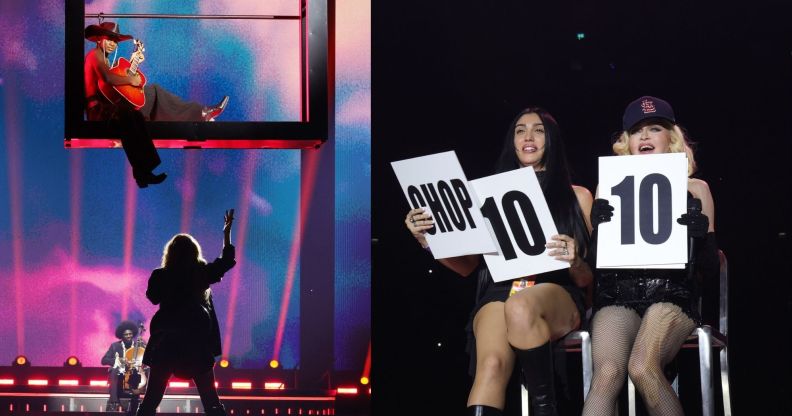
[98,39,147,110]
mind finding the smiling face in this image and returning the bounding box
[627,119,673,155]
[513,112,546,169]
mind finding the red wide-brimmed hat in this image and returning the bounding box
[85,21,133,42]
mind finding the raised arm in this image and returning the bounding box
[405,208,480,276]
[205,209,237,284]
[223,209,234,248]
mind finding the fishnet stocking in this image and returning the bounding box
[582,305,641,416]
[628,302,696,416]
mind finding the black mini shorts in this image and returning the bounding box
[594,269,699,323]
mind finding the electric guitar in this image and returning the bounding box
[98,39,147,109]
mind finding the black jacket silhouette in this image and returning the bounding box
[142,245,236,378]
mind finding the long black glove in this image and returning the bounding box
[590,198,614,229]
[585,199,613,270]
[676,198,709,239]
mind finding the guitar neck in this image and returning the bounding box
[129,56,141,75]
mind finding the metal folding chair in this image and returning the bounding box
[628,250,732,416]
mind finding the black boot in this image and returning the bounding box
[133,169,167,188]
[466,404,502,415]
[513,341,557,416]
[205,404,228,416]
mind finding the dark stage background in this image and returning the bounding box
[373,1,791,414]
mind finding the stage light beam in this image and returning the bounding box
[273,149,322,363]
[222,151,257,357]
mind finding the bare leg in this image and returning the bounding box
[628,302,696,416]
[504,283,581,416]
[467,302,515,410]
[504,283,580,349]
[582,305,642,416]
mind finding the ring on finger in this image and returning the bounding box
[409,216,416,224]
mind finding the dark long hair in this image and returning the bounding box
[493,107,590,258]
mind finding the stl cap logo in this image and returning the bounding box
[640,99,656,114]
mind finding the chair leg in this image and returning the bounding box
[581,331,592,400]
[627,377,636,416]
[697,326,714,416]
[719,346,732,416]
[521,384,530,416]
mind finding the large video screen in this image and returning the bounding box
[1,0,370,375]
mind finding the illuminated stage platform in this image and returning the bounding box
[0,367,369,415]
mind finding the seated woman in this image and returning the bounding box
[582,96,719,416]
[84,21,229,123]
[405,107,593,416]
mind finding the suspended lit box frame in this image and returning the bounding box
[64,0,329,149]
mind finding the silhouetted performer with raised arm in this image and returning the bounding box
[136,210,236,416]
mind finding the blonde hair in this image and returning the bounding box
[612,123,697,176]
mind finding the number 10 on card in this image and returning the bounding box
[469,168,570,282]
[596,153,688,268]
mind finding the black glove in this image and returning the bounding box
[590,198,614,229]
[676,198,709,239]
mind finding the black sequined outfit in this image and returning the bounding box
[594,267,699,323]
[592,192,705,323]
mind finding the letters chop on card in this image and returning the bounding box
[391,151,498,259]
[597,152,688,269]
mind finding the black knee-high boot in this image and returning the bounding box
[466,404,502,415]
[513,341,557,416]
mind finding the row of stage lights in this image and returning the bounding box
[0,378,288,390]
[14,356,251,369]
[0,378,367,396]
[9,356,370,394]
[13,356,81,367]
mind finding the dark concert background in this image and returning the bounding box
[373,1,791,415]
